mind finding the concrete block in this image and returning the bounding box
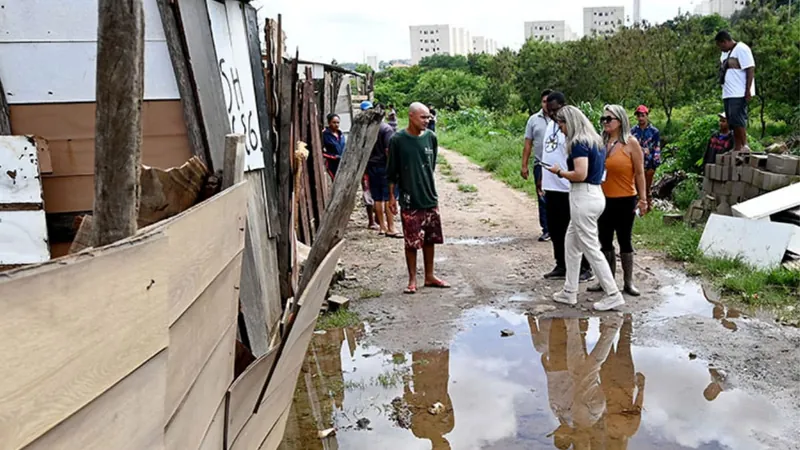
[731,182,745,204]
[730,166,743,182]
[741,166,754,185]
[761,172,793,191]
[749,154,769,168]
[751,169,767,188]
[704,164,713,179]
[712,181,732,196]
[744,183,761,200]
[766,154,800,175]
[715,200,732,216]
[703,177,713,194]
[715,154,725,166]
[722,153,733,167]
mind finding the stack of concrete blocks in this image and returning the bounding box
[686,151,800,225]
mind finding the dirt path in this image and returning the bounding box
[318,148,800,448]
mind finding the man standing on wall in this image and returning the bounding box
[521,89,553,242]
[541,92,593,282]
[631,105,660,211]
[388,102,449,294]
[715,30,755,152]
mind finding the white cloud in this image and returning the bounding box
[253,0,696,63]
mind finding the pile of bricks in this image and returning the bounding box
[686,152,800,224]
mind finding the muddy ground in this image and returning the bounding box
[281,149,800,449]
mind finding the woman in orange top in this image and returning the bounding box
[588,105,647,296]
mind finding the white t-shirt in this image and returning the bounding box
[720,42,756,99]
[541,120,571,193]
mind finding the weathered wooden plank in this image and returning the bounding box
[309,102,328,214]
[276,63,296,302]
[0,76,10,135]
[240,170,276,358]
[166,253,242,419]
[253,241,345,410]
[165,322,235,450]
[223,134,246,189]
[139,156,208,227]
[136,181,248,324]
[0,232,169,449]
[174,0,230,172]
[155,0,210,167]
[258,401,293,450]
[226,347,279,446]
[91,0,145,247]
[198,399,225,450]
[244,4,279,236]
[24,351,167,450]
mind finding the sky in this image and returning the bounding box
[253,0,700,63]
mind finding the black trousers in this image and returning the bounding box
[545,190,590,271]
[598,196,637,253]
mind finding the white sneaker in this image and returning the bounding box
[553,290,578,306]
[593,292,625,311]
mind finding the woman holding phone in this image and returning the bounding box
[546,105,625,311]
[587,105,647,297]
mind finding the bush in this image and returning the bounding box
[672,175,701,210]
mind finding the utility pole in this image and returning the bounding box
[91,0,145,247]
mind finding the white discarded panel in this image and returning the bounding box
[0,42,178,103]
[0,210,50,264]
[0,136,44,204]
[206,0,265,171]
[699,214,795,270]
[731,183,800,220]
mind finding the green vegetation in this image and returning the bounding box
[447,176,460,184]
[316,309,361,330]
[457,184,478,193]
[359,289,382,300]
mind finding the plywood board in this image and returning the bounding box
[699,214,795,269]
[0,135,44,204]
[206,0,265,171]
[136,181,247,324]
[197,399,226,450]
[24,351,167,450]
[166,253,241,419]
[731,183,800,220]
[41,175,94,213]
[165,323,235,450]
[258,402,293,450]
[0,210,50,264]
[0,232,169,449]
[226,347,279,445]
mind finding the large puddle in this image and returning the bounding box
[280,307,783,450]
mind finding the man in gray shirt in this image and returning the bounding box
[521,89,552,242]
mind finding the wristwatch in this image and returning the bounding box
[556,169,562,178]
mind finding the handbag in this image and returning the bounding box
[718,43,738,85]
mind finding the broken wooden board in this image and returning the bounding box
[23,351,167,450]
[138,156,208,227]
[0,231,169,449]
[226,346,279,445]
[731,182,800,220]
[699,214,796,269]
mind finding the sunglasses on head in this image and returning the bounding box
[600,116,618,124]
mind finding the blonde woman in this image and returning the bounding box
[587,105,647,296]
[546,106,625,311]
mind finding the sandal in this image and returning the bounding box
[385,232,404,239]
[404,285,417,294]
[424,279,451,289]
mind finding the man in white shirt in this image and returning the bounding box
[541,92,593,282]
[716,30,755,152]
[521,89,554,242]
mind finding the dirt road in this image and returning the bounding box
[283,148,800,449]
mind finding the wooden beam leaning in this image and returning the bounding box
[276,63,296,303]
[155,0,210,167]
[91,0,144,247]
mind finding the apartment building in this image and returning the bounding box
[409,25,479,64]
[472,36,498,55]
[694,0,749,18]
[584,6,624,37]
[524,21,578,43]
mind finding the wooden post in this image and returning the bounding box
[276,63,296,302]
[0,76,10,135]
[222,134,246,189]
[91,0,144,247]
[296,107,384,297]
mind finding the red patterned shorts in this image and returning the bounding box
[401,208,444,250]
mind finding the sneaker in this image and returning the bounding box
[538,232,551,242]
[593,292,625,311]
[580,269,596,283]
[543,267,566,280]
[553,290,577,305]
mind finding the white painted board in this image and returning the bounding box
[206,0,265,171]
[0,136,44,205]
[731,183,800,220]
[0,0,179,103]
[0,210,50,264]
[699,214,795,270]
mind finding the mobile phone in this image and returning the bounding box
[534,157,552,168]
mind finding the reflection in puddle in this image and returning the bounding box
[447,236,517,246]
[650,271,743,331]
[281,309,783,450]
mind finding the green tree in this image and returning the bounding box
[354,63,373,74]
[410,69,486,110]
[418,54,469,71]
[482,48,520,112]
[467,53,492,76]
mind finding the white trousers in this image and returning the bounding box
[564,183,619,295]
